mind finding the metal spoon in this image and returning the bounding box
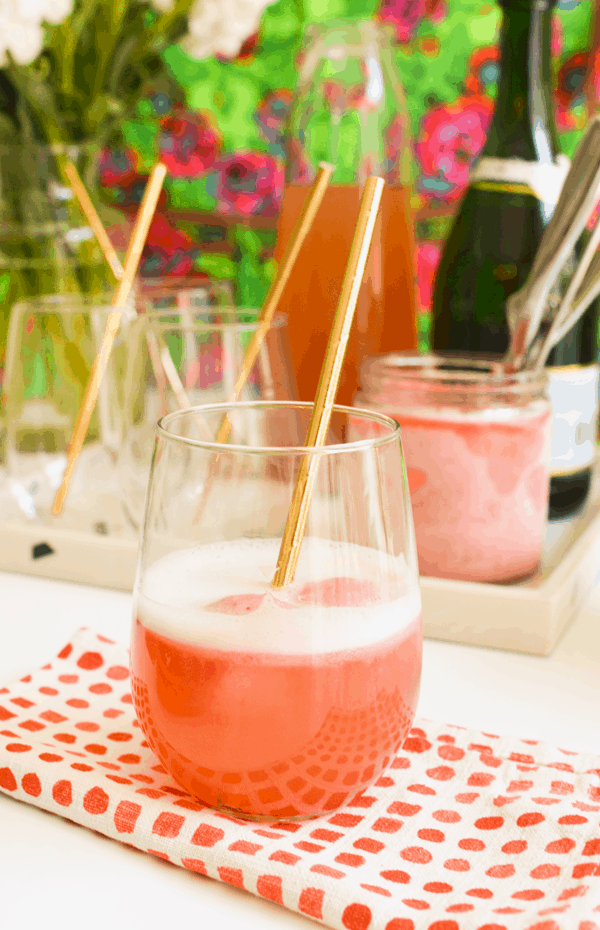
[502,115,600,373]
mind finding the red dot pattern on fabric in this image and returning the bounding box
[433,810,461,823]
[83,786,109,814]
[153,812,185,838]
[545,838,576,854]
[3,630,600,930]
[77,652,103,670]
[114,801,142,834]
[21,773,41,796]
[459,838,485,851]
[380,870,410,884]
[444,859,470,871]
[342,903,372,929]
[502,840,528,854]
[517,812,545,827]
[298,887,325,919]
[0,768,17,791]
[52,780,72,806]
[531,864,561,879]
[191,824,224,847]
[257,874,283,903]
[89,683,111,694]
[401,847,433,864]
[475,817,504,830]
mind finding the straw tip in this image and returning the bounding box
[318,161,336,173]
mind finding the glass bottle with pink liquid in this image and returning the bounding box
[356,354,552,584]
[130,401,422,821]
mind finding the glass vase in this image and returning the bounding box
[0,143,112,362]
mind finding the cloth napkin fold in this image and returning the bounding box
[1,628,600,930]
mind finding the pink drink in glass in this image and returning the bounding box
[131,537,421,820]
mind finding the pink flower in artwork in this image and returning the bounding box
[416,242,441,312]
[464,46,499,97]
[216,151,283,217]
[254,89,294,151]
[159,107,221,177]
[378,0,445,43]
[141,213,199,278]
[586,196,600,232]
[98,147,138,188]
[112,174,168,210]
[416,95,494,203]
[379,0,425,43]
[551,14,563,59]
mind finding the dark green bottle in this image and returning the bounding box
[432,0,599,520]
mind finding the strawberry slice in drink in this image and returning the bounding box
[206,577,382,613]
[293,577,381,607]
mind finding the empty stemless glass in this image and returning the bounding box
[130,402,422,821]
[0,294,134,531]
[118,307,296,529]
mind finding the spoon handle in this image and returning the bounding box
[504,116,600,369]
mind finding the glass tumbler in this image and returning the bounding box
[356,353,552,583]
[118,306,296,529]
[1,294,134,531]
[130,402,422,821]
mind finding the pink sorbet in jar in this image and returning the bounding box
[356,355,552,583]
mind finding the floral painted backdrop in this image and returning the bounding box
[100,0,598,348]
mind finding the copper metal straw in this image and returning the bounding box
[52,162,168,515]
[272,175,385,589]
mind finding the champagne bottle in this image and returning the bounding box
[432,0,599,520]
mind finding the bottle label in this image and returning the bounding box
[548,364,599,476]
[470,155,571,206]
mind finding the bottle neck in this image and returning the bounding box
[483,1,558,162]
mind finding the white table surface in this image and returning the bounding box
[1,568,600,930]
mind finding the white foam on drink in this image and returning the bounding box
[136,536,420,655]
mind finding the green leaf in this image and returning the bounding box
[0,273,10,304]
[196,252,236,279]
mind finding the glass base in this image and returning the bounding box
[208,802,325,824]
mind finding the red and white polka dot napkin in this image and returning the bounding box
[1,628,600,930]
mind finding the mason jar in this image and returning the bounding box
[355,353,552,583]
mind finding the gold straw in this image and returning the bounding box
[191,164,334,526]
[272,176,385,589]
[215,162,334,443]
[52,162,168,515]
[63,162,125,282]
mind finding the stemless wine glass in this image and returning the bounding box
[0,294,134,531]
[130,401,422,821]
[118,307,296,529]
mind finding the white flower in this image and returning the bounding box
[0,0,73,66]
[182,0,276,60]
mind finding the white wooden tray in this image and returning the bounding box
[1,471,599,657]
